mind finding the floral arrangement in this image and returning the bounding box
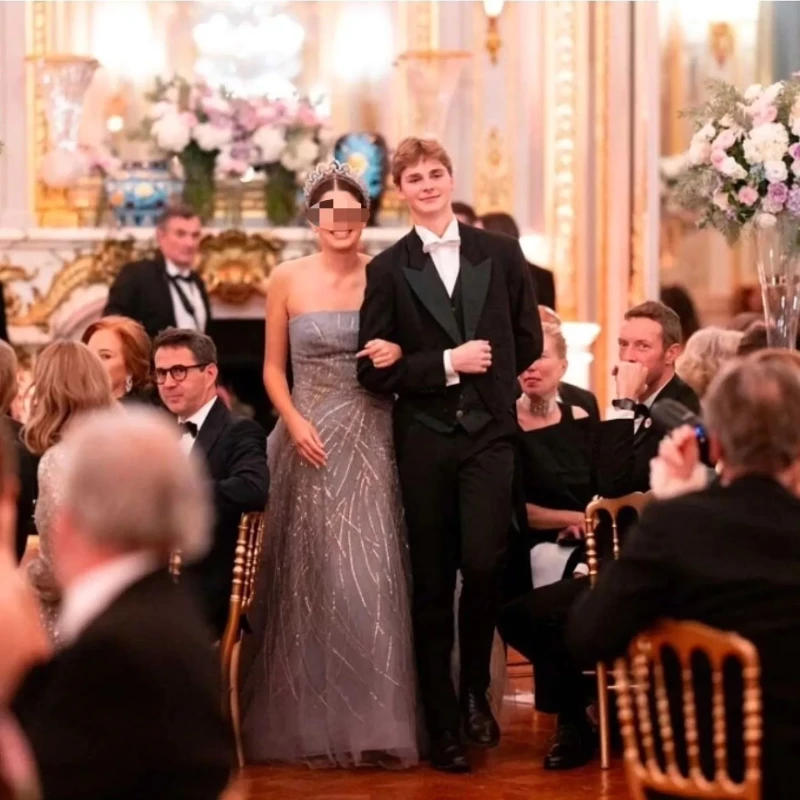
[676,77,800,243]
[142,75,328,224]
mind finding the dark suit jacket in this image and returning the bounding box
[13,569,233,800]
[189,398,269,634]
[7,418,38,562]
[104,253,212,339]
[357,223,542,427]
[558,381,600,423]
[603,373,700,492]
[529,262,556,310]
[566,476,800,799]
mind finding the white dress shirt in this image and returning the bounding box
[415,218,462,387]
[605,377,669,433]
[58,551,160,646]
[179,395,218,454]
[165,259,207,332]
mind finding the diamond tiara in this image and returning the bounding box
[302,160,371,209]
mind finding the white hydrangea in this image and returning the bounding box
[193,123,232,152]
[253,126,286,164]
[744,123,789,164]
[764,159,788,183]
[151,112,191,153]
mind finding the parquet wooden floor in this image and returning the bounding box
[230,686,630,800]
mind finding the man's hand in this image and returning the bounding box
[451,340,492,374]
[650,425,708,499]
[613,361,649,401]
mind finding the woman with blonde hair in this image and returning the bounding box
[24,340,115,640]
[676,327,743,399]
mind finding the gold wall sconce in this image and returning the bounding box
[483,0,505,65]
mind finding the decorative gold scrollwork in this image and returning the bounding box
[196,230,284,305]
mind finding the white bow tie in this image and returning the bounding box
[423,237,460,254]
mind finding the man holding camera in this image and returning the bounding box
[567,352,800,796]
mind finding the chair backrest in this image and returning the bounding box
[614,620,762,800]
[219,512,265,697]
[584,492,652,585]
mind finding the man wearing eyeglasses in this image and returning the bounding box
[152,327,269,635]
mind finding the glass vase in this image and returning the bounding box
[179,143,217,223]
[264,164,298,226]
[754,218,800,349]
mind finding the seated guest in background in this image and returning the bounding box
[13,407,233,800]
[660,283,700,341]
[82,315,155,404]
[0,342,38,562]
[728,311,762,332]
[499,324,632,771]
[736,322,800,354]
[567,354,800,800]
[153,328,268,635]
[481,212,556,310]
[607,301,700,491]
[452,201,479,226]
[104,204,211,338]
[676,326,742,399]
[23,342,115,641]
[537,306,599,422]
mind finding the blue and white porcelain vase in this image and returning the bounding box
[105,160,183,227]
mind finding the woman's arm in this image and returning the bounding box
[262,265,326,467]
[526,503,584,531]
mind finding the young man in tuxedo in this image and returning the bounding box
[357,137,541,772]
[105,204,211,338]
[568,353,800,798]
[153,328,269,635]
[607,300,700,490]
[11,408,233,800]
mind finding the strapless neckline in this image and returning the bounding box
[289,309,360,325]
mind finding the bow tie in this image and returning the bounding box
[634,403,650,419]
[171,273,195,284]
[179,421,198,438]
[422,238,460,254]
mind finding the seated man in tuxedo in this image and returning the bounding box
[606,300,700,490]
[0,341,38,561]
[104,204,211,338]
[11,407,233,800]
[567,353,800,799]
[153,327,269,634]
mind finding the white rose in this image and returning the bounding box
[293,137,319,168]
[747,123,789,163]
[743,139,763,165]
[757,212,777,228]
[712,129,736,151]
[193,122,232,152]
[152,112,191,153]
[763,82,784,103]
[713,191,729,211]
[689,139,711,166]
[744,84,763,102]
[764,159,789,183]
[720,157,747,181]
[253,125,286,164]
[699,123,716,140]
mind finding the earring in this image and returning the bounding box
[125,375,133,393]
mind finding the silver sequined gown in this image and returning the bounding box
[240,311,419,768]
[27,443,68,644]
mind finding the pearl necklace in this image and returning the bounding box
[526,394,557,417]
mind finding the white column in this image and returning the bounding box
[0,1,32,228]
[562,322,601,391]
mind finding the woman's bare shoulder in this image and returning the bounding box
[272,254,317,280]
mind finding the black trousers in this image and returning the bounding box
[498,578,590,720]
[395,418,515,736]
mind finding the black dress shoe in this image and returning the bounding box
[543,720,595,770]
[460,689,500,749]
[430,730,471,773]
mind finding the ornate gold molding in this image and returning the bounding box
[197,230,283,304]
[544,1,579,320]
[8,231,285,329]
[475,128,512,215]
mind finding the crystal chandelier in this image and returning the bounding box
[191,0,305,98]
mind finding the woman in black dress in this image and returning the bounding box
[500,323,633,770]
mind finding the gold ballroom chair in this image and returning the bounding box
[614,620,762,800]
[584,491,653,769]
[169,511,266,767]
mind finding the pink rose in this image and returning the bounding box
[752,104,778,126]
[712,129,736,151]
[710,149,727,169]
[790,143,800,160]
[737,186,759,206]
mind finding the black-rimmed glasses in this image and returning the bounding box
[153,363,210,384]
